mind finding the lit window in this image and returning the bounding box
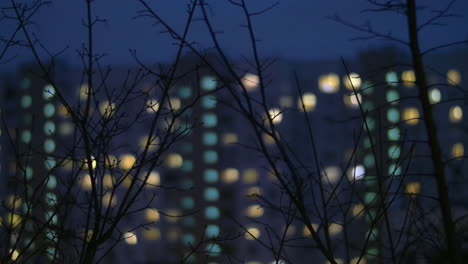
[205,243,222,255]
[99,101,116,118]
[26,166,33,179]
[406,182,420,194]
[143,228,160,240]
[10,249,19,261]
[387,108,400,123]
[364,154,375,168]
[202,96,217,109]
[447,69,461,85]
[139,136,158,152]
[246,187,261,198]
[169,98,181,111]
[222,168,239,183]
[429,88,441,104]
[364,192,377,204]
[204,187,220,201]
[79,84,90,100]
[203,132,218,146]
[243,169,258,184]
[43,139,56,153]
[43,103,55,118]
[145,171,160,187]
[203,151,218,164]
[182,234,195,246]
[204,169,219,183]
[58,104,69,117]
[123,232,137,245]
[59,123,73,136]
[202,113,217,128]
[452,143,464,159]
[80,174,93,190]
[47,175,57,189]
[241,73,259,91]
[120,154,136,170]
[145,208,160,222]
[328,223,343,236]
[181,160,193,172]
[386,90,399,104]
[263,133,275,145]
[388,163,401,176]
[205,206,220,220]
[386,71,398,86]
[449,106,463,123]
[181,197,194,209]
[21,130,32,143]
[43,121,56,136]
[102,174,114,188]
[245,227,260,240]
[43,84,55,100]
[388,145,401,158]
[279,96,293,107]
[102,193,117,207]
[402,70,415,87]
[166,153,183,168]
[343,72,361,90]
[223,133,237,145]
[319,73,339,93]
[146,99,159,113]
[245,205,264,218]
[179,86,192,99]
[351,204,365,217]
[348,165,365,181]
[302,224,318,236]
[205,225,220,237]
[343,93,362,108]
[322,166,341,183]
[298,93,317,111]
[201,76,217,91]
[402,108,419,125]
[165,209,182,223]
[44,157,56,170]
[361,81,374,95]
[267,108,283,124]
[21,95,32,108]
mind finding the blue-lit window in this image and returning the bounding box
[181,197,194,209]
[202,96,217,109]
[205,243,222,255]
[26,166,33,179]
[387,108,400,123]
[45,192,57,205]
[181,143,193,154]
[203,132,218,146]
[21,130,32,143]
[182,216,195,227]
[364,192,376,204]
[43,104,55,118]
[201,76,217,91]
[202,113,217,128]
[386,90,399,104]
[388,145,401,158]
[386,72,398,86]
[205,206,220,220]
[204,187,219,201]
[47,175,57,189]
[204,151,218,164]
[44,158,57,170]
[388,163,401,176]
[205,225,220,237]
[44,139,56,153]
[182,234,195,245]
[364,154,375,168]
[21,95,32,108]
[204,169,218,183]
[387,127,400,141]
[43,121,56,136]
[43,84,55,100]
[179,86,192,99]
[181,160,193,172]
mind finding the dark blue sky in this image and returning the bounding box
[1,0,467,71]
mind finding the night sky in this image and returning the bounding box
[1,0,468,72]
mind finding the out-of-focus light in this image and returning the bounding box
[386,72,398,86]
[145,208,160,222]
[402,108,419,125]
[298,93,317,112]
[268,108,283,124]
[429,88,441,104]
[245,227,260,240]
[99,101,116,118]
[343,72,361,90]
[43,84,56,100]
[245,205,264,218]
[402,70,415,87]
[348,165,365,181]
[449,106,463,123]
[123,232,137,245]
[452,143,464,159]
[447,69,461,85]
[201,76,217,91]
[166,153,183,168]
[146,99,159,113]
[319,74,339,93]
[243,169,258,184]
[119,154,136,170]
[406,182,420,194]
[322,166,341,183]
[241,73,259,91]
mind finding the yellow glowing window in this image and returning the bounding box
[447,69,461,85]
[105,154,118,168]
[241,73,260,91]
[263,133,275,145]
[267,108,283,124]
[350,257,367,264]
[143,227,160,240]
[165,209,181,223]
[145,208,160,222]
[120,154,136,170]
[402,108,419,125]
[243,169,258,184]
[146,99,159,113]
[7,196,22,209]
[80,174,93,190]
[79,84,90,100]
[222,168,239,183]
[406,182,420,194]
[99,101,115,118]
[246,187,261,198]
[10,249,19,261]
[123,232,137,245]
[351,203,364,218]
[279,96,293,107]
[343,93,362,108]
[298,93,317,112]
[103,174,114,188]
[165,153,183,168]
[402,70,416,87]
[302,223,318,236]
[322,166,341,184]
[58,104,69,117]
[343,72,361,90]
[449,106,463,123]
[102,193,117,207]
[328,223,343,236]
[245,227,260,240]
[169,98,181,111]
[139,136,158,152]
[452,143,464,159]
[319,73,339,93]
[145,171,160,187]
[245,205,264,218]
[223,133,238,145]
